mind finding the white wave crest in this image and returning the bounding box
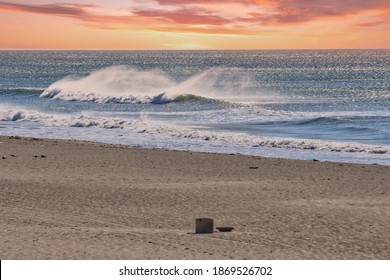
[40,66,257,104]
[41,66,176,104]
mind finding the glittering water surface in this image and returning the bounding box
[1,50,390,165]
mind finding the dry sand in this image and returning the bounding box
[0,136,389,259]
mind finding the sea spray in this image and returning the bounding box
[40,66,259,104]
[41,66,175,104]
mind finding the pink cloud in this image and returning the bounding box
[155,0,266,4]
[154,0,390,24]
[133,9,232,25]
[0,0,389,34]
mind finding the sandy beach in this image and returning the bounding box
[0,136,389,259]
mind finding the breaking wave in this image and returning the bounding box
[2,107,389,155]
[40,66,254,104]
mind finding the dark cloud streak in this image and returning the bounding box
[0,1,93,18]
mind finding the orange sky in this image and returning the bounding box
[1,0,390,49]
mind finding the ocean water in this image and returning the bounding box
[1,50,390,165]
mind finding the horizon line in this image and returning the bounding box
[1,47,390,51]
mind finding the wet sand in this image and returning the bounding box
[0,136,389,259]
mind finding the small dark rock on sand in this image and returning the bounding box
[33,155,47,158]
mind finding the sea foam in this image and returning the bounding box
[2,106,389,155]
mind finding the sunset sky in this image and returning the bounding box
[1,0,390,49]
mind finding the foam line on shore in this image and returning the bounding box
[2,107,389,155]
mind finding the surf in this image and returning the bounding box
[40,66,258,105]
[2,106,389,156]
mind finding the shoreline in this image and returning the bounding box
[1,132,389,167]
[1,136,389,259]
